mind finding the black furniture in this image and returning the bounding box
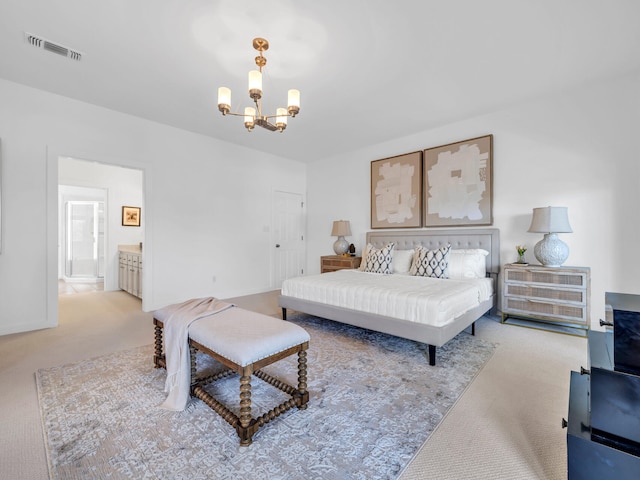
[565,292,640,479]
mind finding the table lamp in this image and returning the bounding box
[527,206,573,267]
[331,220,351,255]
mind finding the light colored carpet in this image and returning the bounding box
[36,313,496,479]
[0,289,588,480]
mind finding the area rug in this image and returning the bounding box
[36,314,497,480]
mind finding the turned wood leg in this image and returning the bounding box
[189,344,197,385]
[428,345,436,366]
[239,367,253,446]
[154,323,163,367]
[297,349,309,409]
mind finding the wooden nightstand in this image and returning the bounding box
[320,255,362,273]
[502,264,590,336]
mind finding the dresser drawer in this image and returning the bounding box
[503,297,587,324]
[504,283,586,305]
[505,268,587,289]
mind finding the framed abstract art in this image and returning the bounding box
[423,135,493,227]
[370,151,422,229]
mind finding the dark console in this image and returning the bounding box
[565,292,640,479]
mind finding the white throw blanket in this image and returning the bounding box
[156,297,235,411]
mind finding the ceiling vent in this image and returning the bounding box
[24,32,83,61]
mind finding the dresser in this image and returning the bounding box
[501,264,590,336]
[320,255,361,273]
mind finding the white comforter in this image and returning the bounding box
[281,269,493,327]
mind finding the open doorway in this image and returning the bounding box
[58,186,106,295]
[58,157,143,297]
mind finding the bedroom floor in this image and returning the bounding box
[0,288,587,480]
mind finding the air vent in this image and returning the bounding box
[24,32,83,61]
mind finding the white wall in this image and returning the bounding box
[307,71,640,329]
[59,159,144,291]
[0,78,306,335]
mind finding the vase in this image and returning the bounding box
[517,253,526,264]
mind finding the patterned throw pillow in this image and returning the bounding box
[362,243,396,274]
[409,244,451,278]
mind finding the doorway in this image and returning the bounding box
[58,157,144,295]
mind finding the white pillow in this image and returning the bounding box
[362,243,395,274]
[409,245,451,278]
[359,244,371,271]
[448,249,489,279]
[392,249,415,274]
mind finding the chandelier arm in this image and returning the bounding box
[261,112,293,120]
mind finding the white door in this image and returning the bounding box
[273,191,305,288]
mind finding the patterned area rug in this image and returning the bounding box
[36,314,496,480]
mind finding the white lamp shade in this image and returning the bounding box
[244,107,256,128]
[331,220,351,237]
[288,89,300,108]
[248,70,262,96]
[276,107,288,126]
[528,206,573,233]
[217,87,231,107]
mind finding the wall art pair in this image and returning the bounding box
[370,135,493,228]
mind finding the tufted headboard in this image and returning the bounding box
[366,228,500,275]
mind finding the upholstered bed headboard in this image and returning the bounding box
[366,228,500,275]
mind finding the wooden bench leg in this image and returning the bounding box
[297,349,309,409]
[154,321,164,368]
[238,366,255,446]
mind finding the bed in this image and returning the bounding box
[278,228,500,365]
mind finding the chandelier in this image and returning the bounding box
[217,38,300,133]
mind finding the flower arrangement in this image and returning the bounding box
[516,245,527,264]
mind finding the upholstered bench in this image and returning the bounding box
[153,307,310,446]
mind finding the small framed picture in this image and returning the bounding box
[122,206,141,227]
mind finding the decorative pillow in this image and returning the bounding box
[392,249,415,274]
[362,243,396,274]
[409,245,451,278]
[448,249,489,279]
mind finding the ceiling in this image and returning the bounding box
[1,0,639,163]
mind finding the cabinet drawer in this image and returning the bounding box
[504,283,586,304]
[504,297,587,324]
[505,268,587,288]
[323,259,350,268]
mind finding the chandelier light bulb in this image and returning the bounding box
[276,108,288,132]
[287,89,300,117]
[248,70,262,100]
[244,107,256,131]
[217,87,231,115]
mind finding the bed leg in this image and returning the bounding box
[472,322,476,336]
[428,345,436,366]
[282,307,287,320]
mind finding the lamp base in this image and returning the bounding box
[534,233,569,267]
[333,236,349,255]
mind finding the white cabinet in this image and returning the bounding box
[502,264,590,336]
[118,247,142,299]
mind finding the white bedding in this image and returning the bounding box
[281,269,493,327]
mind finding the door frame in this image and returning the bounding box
[46,146,152,328]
